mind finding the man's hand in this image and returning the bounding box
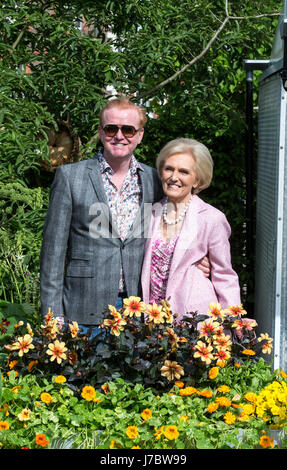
[54,316,65,329]
[197,256,210,278]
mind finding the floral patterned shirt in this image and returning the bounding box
[97,150,142,291]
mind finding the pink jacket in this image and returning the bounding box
[141,195,241,320]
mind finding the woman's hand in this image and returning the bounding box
[197,256,210,278]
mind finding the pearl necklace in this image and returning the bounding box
[162,196,192,225]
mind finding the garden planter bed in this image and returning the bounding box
[0,298,286,449]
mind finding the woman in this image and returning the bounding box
[141,137,241,320]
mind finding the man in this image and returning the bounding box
[40,97,209,328]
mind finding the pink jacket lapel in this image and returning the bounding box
[168,195,205,279]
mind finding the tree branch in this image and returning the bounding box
[136,16,230,101]
[10,24,28,51]
[229,13,281,20]
[135,1,281,102]
[84,1,281,153]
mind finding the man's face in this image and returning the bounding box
[99,107,144,162]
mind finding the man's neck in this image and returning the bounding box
[103,153,133,175]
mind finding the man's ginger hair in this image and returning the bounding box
[99,96,147,128]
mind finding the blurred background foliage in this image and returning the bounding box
[0,0,282,314]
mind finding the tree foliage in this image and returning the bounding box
[0,0,282,310]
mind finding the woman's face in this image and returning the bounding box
[161,152,199,204]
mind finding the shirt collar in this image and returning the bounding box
[96,150,143,175]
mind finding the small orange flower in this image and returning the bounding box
[123,296,146,317]
[214,334,232,350]
[217,385,230,394]
[258,332,274,355]
[179,415,189,421]
[154,426,165,440]
[101,383,110,395]
[9,360,18,369]
[199,319,220,339]
[259,435,274,448]
[69,321,79,338]
[224,305,247,317]
[126,426,138,439]
[216,396,232,407]
[233,318,257,332]
[206,402,219,413]
[40,392,53,404]
[240,403,255,417]
[164,327,180,346]
[232,403,241,409]
[197,389,213,398]
[0,420,9,430]
[146,303,165,324]
[242,349,256,356]
[209,367,219,379]
[193,341,214,364]
[224,412,237,424]
[163,425,179,440]
[232,319,245,330]
[10,334,34,357]
[161,300,174,323]
[35,433,49,447]
[46,340,67,364]
[217,360,227,368]
[103,315,126,336]
[81,385,96,401]
[27,360,38,372]
[54,375,67,384]
[207,302,225,320]
[174,381,185,388]
[244,392,257,403]
[141,409,152,420]
[261,340,273,354]
[179,386,198,396]
[109,440,122,449]
[214,348,230,363]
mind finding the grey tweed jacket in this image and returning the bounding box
[40,155,163,325]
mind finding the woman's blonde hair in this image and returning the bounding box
[156,137,213,194]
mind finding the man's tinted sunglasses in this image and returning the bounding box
[102,124,141,138]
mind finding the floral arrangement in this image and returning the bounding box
[1,298,274,393]
[1,297,287,449]
[1,370,287,449]
[96,297,273,390]
[2,308,103,390]
[255,378,287,427]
